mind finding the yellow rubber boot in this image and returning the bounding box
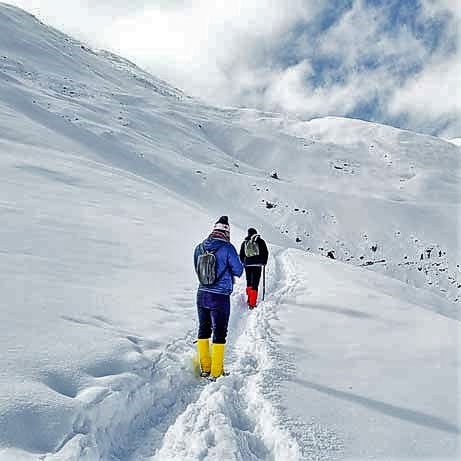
[197,339,211,374]
[210,343,225,378]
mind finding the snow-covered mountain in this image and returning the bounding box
[0,4,459,460]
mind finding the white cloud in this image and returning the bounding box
[5,1,120,40]
[100,0,320,103]
[317,0,428,70]
[5,0,461,137]
[420,0,461,21]
[6,0,322,104]
[388,55,461,137]
[262,61,395,120]
[259,1,431,120]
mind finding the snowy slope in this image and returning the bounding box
[0,4,459,460]
[277,250,459,460]
[1,4,460,302]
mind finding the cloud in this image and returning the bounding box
[6,1,122,38]
[384,0,461,137]
[6,0,461,137]
[420,0,461,21]
[263,0,460,136]
[5,0,322,104]
[315,1,428,72]
[258,1,436,120]
[101,0,321,103]
[388,55,461,137]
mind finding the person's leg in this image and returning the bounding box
[245,266,252,303]
[197,305,212,339]
[247,267,262,307]
[245,266,252,287]
[210,305,230,344]
[197,306,212,374]
[250,266,262,290]
[210,299,230,378]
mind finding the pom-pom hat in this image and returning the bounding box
[214,215,230,232]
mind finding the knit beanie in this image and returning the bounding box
[247,227,257,236]
[214,215,230,232]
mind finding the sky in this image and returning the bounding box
[6,0,461,138]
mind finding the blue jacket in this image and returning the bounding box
[194,237,243,295]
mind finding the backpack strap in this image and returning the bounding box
[201,241,219,254]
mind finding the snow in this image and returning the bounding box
[0,3,459,460]
[278,250,459,459]
[447,138,461,146]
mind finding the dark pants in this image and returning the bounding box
[197,290,230,344]
[245,266,262,290]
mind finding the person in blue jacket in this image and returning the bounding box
[193,216,243,379]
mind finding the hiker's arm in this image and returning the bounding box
[229,246,244,277]
[193,245,199,270]
[239,242,245,262]
[260,240,269,265]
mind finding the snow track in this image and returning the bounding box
[43,253,309,461]
[116,251,298,460]
[116,250,339,461]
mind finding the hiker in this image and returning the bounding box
[193,216,243,380]
[239,228,269,309]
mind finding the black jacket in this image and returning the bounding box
[239,235,268,266]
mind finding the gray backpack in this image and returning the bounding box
[196,243,217,285]
[244,235,260,257]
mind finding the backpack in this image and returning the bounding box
[244,235,260,257]
[195,243,217,285]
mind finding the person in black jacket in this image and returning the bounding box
[239,228,269,309]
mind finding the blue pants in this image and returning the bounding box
[197,290,230,344]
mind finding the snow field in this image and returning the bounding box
[0,3,459,460]
[275,250,460,459]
